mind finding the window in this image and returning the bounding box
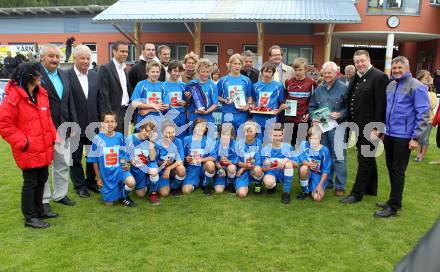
[430,0,440,6]
[108,43,136,64]
[243,44,257,54]
[157,44,188,61]
[281,46,314,66]
[203,44,218,54]
[83,43,98,67]
[367,0,421,15]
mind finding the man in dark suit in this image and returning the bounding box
[39,44,77,214]
[128,42,166,89]
[67,45,101,198]
[340,50,389,204]
[99,40,133,133]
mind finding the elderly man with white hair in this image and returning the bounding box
[309,61,348,197]
[67,45,101,198]
[38,44,77,215]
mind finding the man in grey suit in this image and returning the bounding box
[67,45,101,198]
[39,44,77,214]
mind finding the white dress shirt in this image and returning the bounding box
[113,58,129,106]
[74,66,89,99]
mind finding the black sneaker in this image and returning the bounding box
[119,197,137,207]
[171,188,182,197]
[202,186,212,196]
[281,193,291,204]
[254,184,263,195]
[296,192,309,200]
[227,183,236,194]
[267,186,277,194]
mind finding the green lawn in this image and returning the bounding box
[0,132,439,272]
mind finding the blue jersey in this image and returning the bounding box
[163,81,186,113]
[235,138,263,166]
[131,80,166,124]
[186,79,219,112]
[125,134,157,175]
[183,135,216,166]
[298,142,331,174]
[213,139,238,165]
[156,138,185,166]
[252,80,284,127]
[217,74,252,114]
[261,143,298,168]
[87,132,127,182]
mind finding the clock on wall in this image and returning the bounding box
[387,16,400,28]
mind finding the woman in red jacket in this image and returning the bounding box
[0,62,57,229]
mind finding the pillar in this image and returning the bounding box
[194,22,202,56]
[257,22,264,67]
[384,33,395,77]
[324,24,334,62]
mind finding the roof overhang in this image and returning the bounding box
[0,5,107,17]
[93,0,361,24]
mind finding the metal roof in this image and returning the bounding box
[93,0,361,23]
[0,5,107,17]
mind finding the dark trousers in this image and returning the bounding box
[384,136,411,211]
[70,137,96,192]
[116,106,128,133]
[350,136,379,200]
[284,121,310,147]
[65,46,72,62]
[22,166,48,220]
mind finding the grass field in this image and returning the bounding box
[0,132,439,272]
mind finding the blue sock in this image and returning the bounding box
[122,184,132,199]
[283,176,293,193]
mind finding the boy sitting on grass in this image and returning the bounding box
[297,126,331,202]
[87,111,136,207]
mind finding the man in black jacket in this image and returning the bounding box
[39,44,77,213]
[340,50,389,204]
[128,42,165,89]
[99,41,133,133]
[67,45,101,198]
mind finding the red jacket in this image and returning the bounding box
[0,81,57,169]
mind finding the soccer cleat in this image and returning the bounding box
[254,184,263,194]
[148,192,160,205]
[202,186,212,196]
[171,188,182,197]
[267,187,277,194]
[281,193,291,204]
[119,197,137,207]
[296,192,309,200]
[227,183,236,194]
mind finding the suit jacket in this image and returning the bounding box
[67,67,100,136]
[98,61,133,116]
[38,63,77,130]
[347,67,389,131]
[128,59,166,89]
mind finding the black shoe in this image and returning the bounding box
[55,196,76,206]
[339,195,360,204]
[376,202,401,211]
[171,188,182,197]
[119,197,137,207]
[296,192,309,200]
[254,184,263,195]
[37,211,59,219]
[374,206,397,218]
[87,184,101,194]
[25,218,50,229]
[227,183,236,194]
[43,203,52,213]
[202,186,212,196]
[78,189,90,198]
[267,187,277,194]
[281,193,291,204]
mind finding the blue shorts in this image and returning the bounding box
[131,161,159,190]
[308,172,327,192]
[222,112,249,133]
[157,169,173,190]
[264,169,284,183]
[183,165,204,188]
[214,167,230,187]
[101,169,132,202]
[235,169,253,190]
